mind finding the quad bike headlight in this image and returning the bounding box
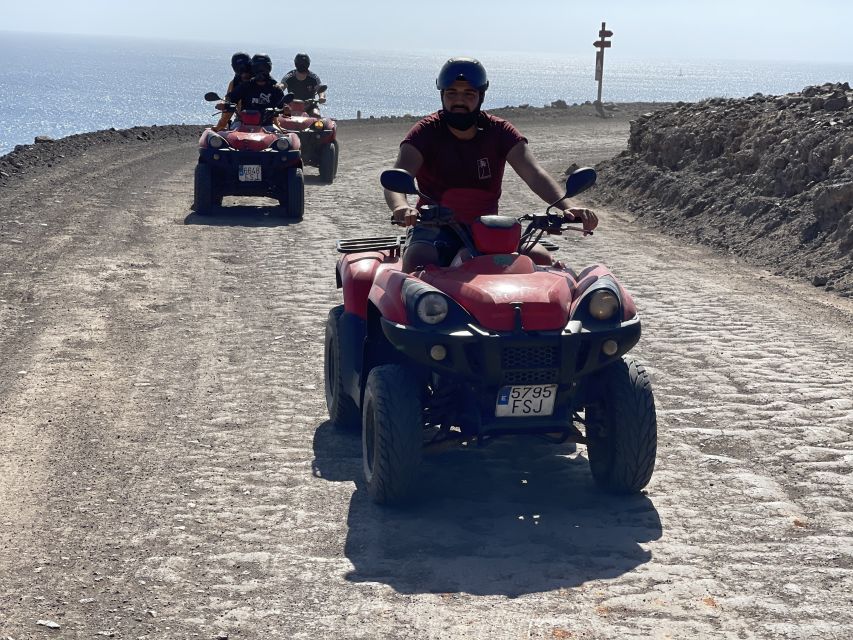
[208,133,225,149]
[588,290,619,320]
[313,120,325,130]
[416,293,449,325]
[274,137,290,151]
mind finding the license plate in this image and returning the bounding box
[495,384,557,417]
[239,165,262,181]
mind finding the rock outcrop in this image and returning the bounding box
[594,83,853,296]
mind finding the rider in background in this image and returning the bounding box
[384,57,598,272]
[281,53,326,116]
[227,54,286,125]
[213,52,253,131]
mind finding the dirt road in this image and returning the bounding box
[1,111,852,639]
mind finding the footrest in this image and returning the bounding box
[539,238,560,252]
[336,235,406,254]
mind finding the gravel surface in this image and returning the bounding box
[1,104,852,639]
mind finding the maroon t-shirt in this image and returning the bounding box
[402,111,527,223]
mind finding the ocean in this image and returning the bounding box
[1,31,851,155]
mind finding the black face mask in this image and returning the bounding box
[295,64,309,73]
[441,109,479,131]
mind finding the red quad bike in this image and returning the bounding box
[324,167,657,505]
[275,84,339,184]
[193,91,305,218]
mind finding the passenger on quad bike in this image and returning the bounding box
[281,53,325,116]
[227,53,287,124]
[213,51,253,131]
[385,57,598,272]
[193,75,304,217]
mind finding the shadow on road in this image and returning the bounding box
[312,420,662,596]
[183,206,302,227]
[303,174,329,186]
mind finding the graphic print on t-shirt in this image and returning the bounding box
[252,93,273,106]
[477,158,491,180]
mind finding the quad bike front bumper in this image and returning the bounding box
[380,316,641,435]
[380,316,640,386]
[199,148,301,196]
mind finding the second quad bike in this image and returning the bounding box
[324,167,657,505]
[193,92,305,218]
[275,84,339,184]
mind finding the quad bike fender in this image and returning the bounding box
[572,265,637,321]
[198,128,215,147]
[338,310,366,407]
[338,252,403,319]
[367,269,410,325]
[317,121,337,143]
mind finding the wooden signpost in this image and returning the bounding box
[594,22,613,113]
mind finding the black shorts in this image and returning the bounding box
[405,225,465,266]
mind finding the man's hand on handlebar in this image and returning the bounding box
[562,207,598,234]
[392,205,418,227]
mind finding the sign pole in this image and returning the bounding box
[593,21,613,116]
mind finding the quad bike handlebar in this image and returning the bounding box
[204,90,295,120]
[519,212,591,235]
[286,84,328,115]
[382,166,597,255]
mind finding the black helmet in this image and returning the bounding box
[251,53,272,76]
[436,57,489,92]
[294,53,310,71]
[231,51,251,74]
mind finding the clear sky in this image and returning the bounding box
[2,0,852,64]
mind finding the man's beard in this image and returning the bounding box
[442,108,479,130]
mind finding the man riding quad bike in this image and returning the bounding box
[193,54,305,218]
[275,84,339,184]
[324,167,657,505]
[193,92,304,217]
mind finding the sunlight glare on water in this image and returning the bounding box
[1,32,850,154]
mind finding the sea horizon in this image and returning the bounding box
[1,30,851,155]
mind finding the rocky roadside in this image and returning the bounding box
[0,124,205,191]
[592,82,853,297]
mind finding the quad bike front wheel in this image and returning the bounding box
[585,356,657,494]
[193,163,214,213]
[279,167,304,219]
[319,141,338,183]
[324,305,361,430]
[362,364,423,505]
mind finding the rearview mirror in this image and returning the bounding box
[564,167,597,198]
[282,93,295,104]
[380,169,419,195]
[204,92,222,102]
[316,84,328,94]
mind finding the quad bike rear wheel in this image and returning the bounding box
[585,356,657,494]
[279,167,304,219]
[193,163,214,213]
[324,305,361,430]
[319,141,338,183]
[362,364,423,505]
